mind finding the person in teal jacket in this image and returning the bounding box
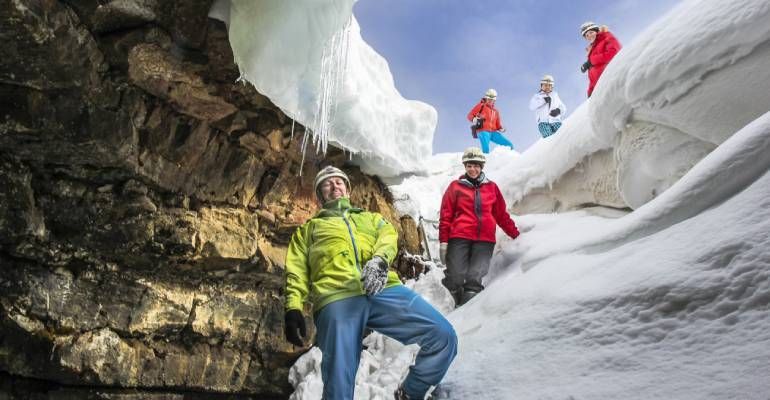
[284,166,457,400]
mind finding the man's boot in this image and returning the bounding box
[460,290,478,305]
[395,385,434,400]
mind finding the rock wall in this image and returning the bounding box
[0,0,421,396]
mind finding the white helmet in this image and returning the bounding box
[484,88,498,100]
[540,74,555,85]
[580,21,599,37]
[314,166,350,200]
[462,147,486,164]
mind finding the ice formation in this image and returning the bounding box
[211,0,436,178]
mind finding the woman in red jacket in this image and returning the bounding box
[579,21,622,97]
[438,147,520,306]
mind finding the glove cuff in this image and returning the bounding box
[370,256,388,271]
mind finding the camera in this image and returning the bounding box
[474,117,484,129]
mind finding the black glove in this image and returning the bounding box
[284,309,306,347]
[549,108,561,117]
[580,60,592,73]
[543,96,551,105]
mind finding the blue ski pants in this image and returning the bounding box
[477,130,514,153]
[538,122,562,138]
[314,285,458,400]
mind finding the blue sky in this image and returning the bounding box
[353,0,679,154]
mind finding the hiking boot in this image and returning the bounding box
[394,386,410,400]
[460,290,478,305]
[394,386,435,400]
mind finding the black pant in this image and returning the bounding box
[442,238,495,294]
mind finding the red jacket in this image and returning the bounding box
[587,29,621,96]
[467,100,502,132]
[439,175,519,243]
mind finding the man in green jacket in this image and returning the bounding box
[284,166,457,400]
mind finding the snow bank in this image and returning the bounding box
[444,112,770,399]
[522,110,770,268]
[501,0,770,211]
[492,103,628,213]
[213,0,436,177]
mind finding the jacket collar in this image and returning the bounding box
[316,197,362,217]
[458,172,488,187]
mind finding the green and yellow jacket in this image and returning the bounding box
[284,197,401,312]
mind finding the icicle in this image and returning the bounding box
[296,16,352,177]
[299,127,311,177]
[300,15,352,163]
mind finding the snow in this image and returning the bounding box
[210,0,436,177]
[211,0,770,398]
[444,114,770,399]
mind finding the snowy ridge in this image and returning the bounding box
[519,111,770,268]
[492,102,611,205]
[213,0,436,177]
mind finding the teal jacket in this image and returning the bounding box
[284,198,401,312]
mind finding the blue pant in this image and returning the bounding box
[314,286,457,400]
[477,130,514,153]
[538,122,562,138]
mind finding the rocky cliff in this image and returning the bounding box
[0,0,422,397]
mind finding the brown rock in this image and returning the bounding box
[92,0,157,33]
[128,43,237,121]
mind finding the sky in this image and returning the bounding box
[353,0,680,154]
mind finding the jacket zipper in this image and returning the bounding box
[475,185,482,239]
[342,210,361,271]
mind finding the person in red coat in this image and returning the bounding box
[467,88,514,154]
[579,21,622,97]
[438,147,520,306]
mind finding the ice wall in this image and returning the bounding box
[214,0,436,177]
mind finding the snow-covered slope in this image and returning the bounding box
[444,112,770,399]
[211,0,436,177]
